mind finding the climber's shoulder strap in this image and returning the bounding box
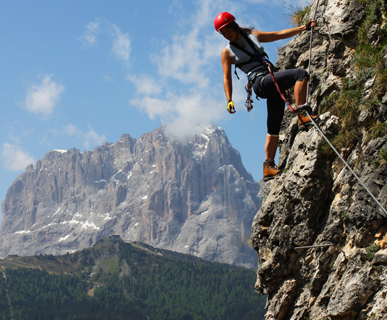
[242,33,280,72]
[230,32,277,76]
[228,40,251,79]
[229,37,259,79]
[230,39,255,59]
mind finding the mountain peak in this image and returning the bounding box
[0,125,260,268]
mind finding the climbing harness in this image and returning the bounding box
[231,33,303,117]
[301,0,387,218]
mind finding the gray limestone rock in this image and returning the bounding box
[252,0,387,318]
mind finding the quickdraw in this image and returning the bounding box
[245,82,253,112]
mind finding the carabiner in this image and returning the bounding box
[245,83,253,112]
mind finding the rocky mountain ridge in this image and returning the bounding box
[0,124,261,268]
[251,0,387,319]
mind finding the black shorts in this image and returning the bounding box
[252,68,309,136]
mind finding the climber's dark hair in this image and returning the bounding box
[225,21,254,34]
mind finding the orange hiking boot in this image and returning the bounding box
[294,104,319,129]
[297,112,319,129]
[263,160,282,181]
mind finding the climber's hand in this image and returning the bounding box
[227,100,236,114]
[305,20,317,30]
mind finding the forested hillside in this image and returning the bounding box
[0,238,266,320]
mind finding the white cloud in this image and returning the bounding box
[245,0,311,4]
[63,124,79,136]
[244,0,279,3]
[289,0,314,6]
[131,96,175,121]
[63,124,106,149]
[149,0,238,88]
[7,131,22,145]
[78,19,101,45]
[84,127,107,149]
[151,24,225,88]
[2,143,35,171]
[111,25,131,61]
[25,74,65,116]
[103,73,114,82]
[129,0,240,139]
[127,74,162,96]
[153,31,206,86]
[79,20,131,63]
[131,92,224,140]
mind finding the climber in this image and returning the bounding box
[215,12,318,181]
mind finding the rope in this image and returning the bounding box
[305,111,387,218]
[306,0,321,104]
[294,243,333,250]
[266,63,297,112]
[265,63,307,125]
[303,0,387,218]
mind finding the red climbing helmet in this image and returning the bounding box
[214,12,236,32]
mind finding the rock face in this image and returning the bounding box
[252,0,387,319]
[0,125,261,268]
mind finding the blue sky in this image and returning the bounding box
[0,0,312,223]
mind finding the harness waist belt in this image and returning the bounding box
[248,70,268,82]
